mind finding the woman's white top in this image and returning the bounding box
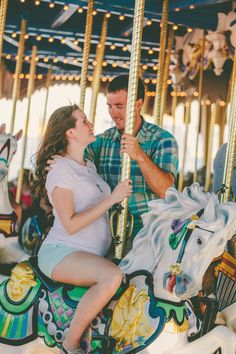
[43,157,112,256]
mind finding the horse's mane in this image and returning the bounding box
[120,183,236,274]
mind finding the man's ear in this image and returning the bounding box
[136,98,144,112]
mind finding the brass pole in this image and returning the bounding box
[193,35,205,182]
[171,88,178,135]
[79,0,94,110]
[89,14,108,123]
[160,27,174,125]
[220,49,236,203]
[10,19,27,134]
[204,102,217,191]
[115,0,145,259]
[0,0,8,97]
[178,100,190,191]
[41,67,52,136]
[153,0,168,126]
[16,46,37,204]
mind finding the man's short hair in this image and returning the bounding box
[106,74,145,101]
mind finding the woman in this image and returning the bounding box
[33,104,132,354]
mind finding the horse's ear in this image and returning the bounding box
[14,129,23,141]
[0,124,6,134]
[204,195,217,222]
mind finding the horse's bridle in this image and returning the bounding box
[0,138,11,166]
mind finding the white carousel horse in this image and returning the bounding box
[0,183,236,354]
[0,123,27,264]
[120,183,236,353]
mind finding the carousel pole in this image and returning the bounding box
[79,0,94,111]
[178,100,190,191]
[0,0,8,97]
[16,46,37,204]
[204,102,217,191]
[41,67,52,136]
[10,18,27,134]
[153,0,168,126]
[114,0,145,260]
[171,88,178,135]
[220,49,236,203]
[193,34,205,183]
[160,27,174,126]
[89,14,109,123]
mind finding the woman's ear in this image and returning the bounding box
[65,128,74,138]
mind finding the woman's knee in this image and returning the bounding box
[104,265,123,290]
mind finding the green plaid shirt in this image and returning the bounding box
[85,119,179,237]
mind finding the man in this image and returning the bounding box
[85,75,179,238]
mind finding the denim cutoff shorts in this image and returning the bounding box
[38,243,78,279]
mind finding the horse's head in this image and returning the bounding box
[0,124,22,181]
[165,194,236,300]
[120,184,236,302]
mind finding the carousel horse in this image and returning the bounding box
[0,183,236,354]
[0,124,45,269]
[0,124,26,265]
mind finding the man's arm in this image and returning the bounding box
[121,133,178,198]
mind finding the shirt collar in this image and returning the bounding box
[112,117,148,144]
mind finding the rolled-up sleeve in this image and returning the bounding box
[152,136,179,180]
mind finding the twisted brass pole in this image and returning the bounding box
[171,88,178,135]
[153,0,168,126]
[41,67,52,136]
[193,35,205,183]
[115,0,145,259]
[16,46,37,204]
[10,19,27,134]
[89,14,108,123]
[220,49,236,203]
[79,0,94,111]
[160,27,174,125]
[204,102,217,191]
[0,0,8,97]
[178,100,190,191]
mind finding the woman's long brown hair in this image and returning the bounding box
[32,104,80,206]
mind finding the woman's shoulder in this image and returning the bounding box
[48,156,74,176]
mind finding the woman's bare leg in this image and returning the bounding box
[51,251,122,351]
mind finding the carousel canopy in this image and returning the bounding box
[3,0,234,81]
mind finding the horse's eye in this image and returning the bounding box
[197,238,202,245]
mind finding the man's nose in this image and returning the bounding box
[110,107,118,117]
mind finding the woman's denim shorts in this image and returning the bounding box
[38,243,77,279]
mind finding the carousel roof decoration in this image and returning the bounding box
[2,0,235,85]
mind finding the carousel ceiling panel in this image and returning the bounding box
[2,0,234,78]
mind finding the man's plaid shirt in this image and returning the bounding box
[85,119,179,237]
